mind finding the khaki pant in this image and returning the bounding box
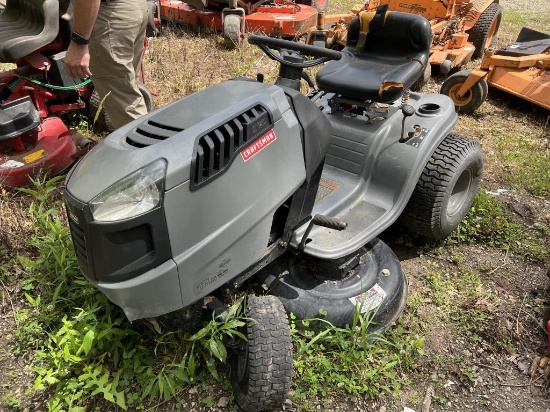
[89,0,148,129]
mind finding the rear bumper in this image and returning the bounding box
[87,259,183,321]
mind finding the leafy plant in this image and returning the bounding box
[187,300,246,380]
[9,177,248,411]
[290,308,424,408]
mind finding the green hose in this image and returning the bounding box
[18,75,92,91]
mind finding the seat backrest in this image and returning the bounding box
[346,5,431,63]
[0,0,60,62]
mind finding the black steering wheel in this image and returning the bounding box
[248,35,343,68]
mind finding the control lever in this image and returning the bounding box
[399,104,415,143]
[298,214,348,251]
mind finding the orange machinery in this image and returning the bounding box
[152,0,322,47]
[441,27,550,113]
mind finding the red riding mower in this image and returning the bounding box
[0,0,153,190]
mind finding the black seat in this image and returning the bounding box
[0,0,59,62]
[316,5,431,103]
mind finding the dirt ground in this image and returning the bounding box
[388,246,550,412]
[1,0,550,411]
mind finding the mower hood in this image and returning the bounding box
[66,79,289,202]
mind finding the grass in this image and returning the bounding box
[498,9,549,40]
[450,190,548,262]
[455,106,550,196]
[290,314,425,409]
[497,135,550,197]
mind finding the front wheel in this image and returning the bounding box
[440,70,488,114]
[400,134,483,239]
[223,14,242,49]
[231,295,293,412]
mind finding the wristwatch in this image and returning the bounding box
[71,31,90,45]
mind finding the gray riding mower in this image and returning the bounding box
[64,5,482,411]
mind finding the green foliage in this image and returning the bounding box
[188,301,246,380]
[10,177,247,411]
[451,190,548,262]
[497,138,550,197]
[91,90,110,127]
[415,260,515,379]
[290,309,424,407]
[421,260,506,349]
[1,391,21,408]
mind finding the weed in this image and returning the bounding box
[290,310,424,405]
[1,391,21,408]
[407,390,421,406]
[8,177,248,411]
[201,395,215,407]
[451,190,548,262]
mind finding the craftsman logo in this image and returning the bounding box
[240,129,277,162]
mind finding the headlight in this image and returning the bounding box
[90,159,167,222]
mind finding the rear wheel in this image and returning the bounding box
[89,83,154,132]
[89,88,114,132]
[411,63,432,92]
[223,14,242,49]
[440,70,488,114]
[467,2,502,59]
[231,295,293,412]
[401,134,483,239]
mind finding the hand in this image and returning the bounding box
[65,42,92,79]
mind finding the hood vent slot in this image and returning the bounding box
[125,120,184,148]
[192,104,272,190]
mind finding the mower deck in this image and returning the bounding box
[441,27,550,113]
[256,238,408,331]
[0,117,77,189]
[158,0,318,37]
[488,66,550,111]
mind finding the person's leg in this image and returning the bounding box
[89,0,148,129]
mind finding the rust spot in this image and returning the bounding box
[379,81,403,97]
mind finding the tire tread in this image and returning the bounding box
[467,3,502,59]
[233,295,293,412]
[401,134,482,239]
